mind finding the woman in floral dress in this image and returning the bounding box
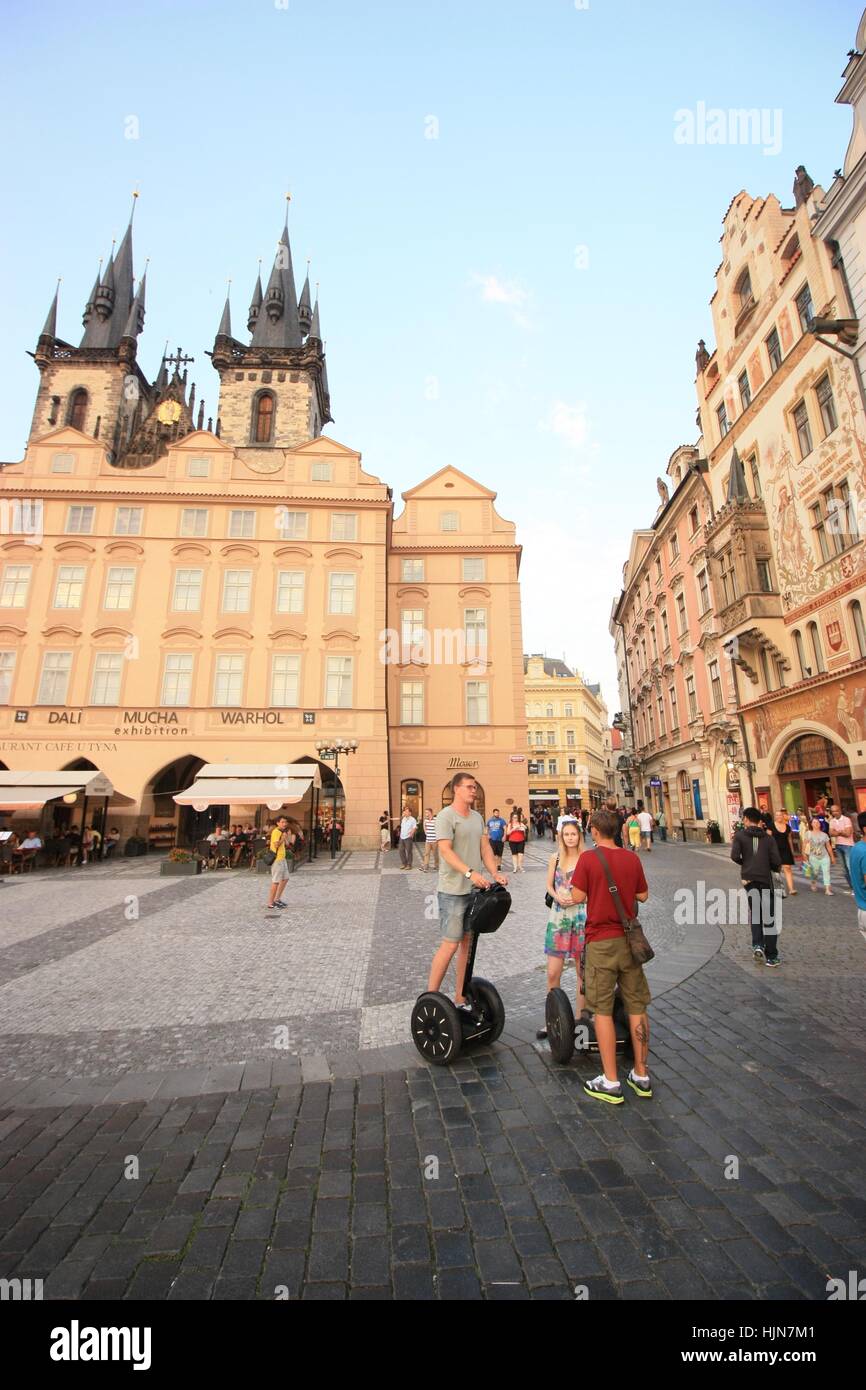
[536,818,587,1039]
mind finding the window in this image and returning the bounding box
[51,452,75,473]
[735,268,754,311]
[655,556,662,584]
[566,729,575,746]
[719,548,738,606]
[808,620,825,674]
[271,654,301,707]
[324,655,353,707]
[67,389,88,431]
[222,570,252,613]
[187,456,211,478]
[328,573,356,615]
[564,702,573,717]
[686,674,697,719]
[53,565,85,609]
[549,759,558,776]
[104,566,136,610]
[647,705,655,742]
[527,730,533,747]
[252,392,275,444]
[749,455,762,499]
[657,694,666,735]
[759,647,774,691]
[670,533,679,561]
[172,568,203,611]
[793,400,812,459]
[464,608,487,657]
[161,653,193,706]
[708,660,723,711]
[214,654,245,705]
[669,684,678,729]
[228,510,255,539]
[401,608,425,649]
[775,658,787,689]
[850,600,866,658]
[547,731,556,747]
[401,679,424,725]
[738,370,751,411]
[276,571,305,613]
[756,558,772,592]
[812,483,857,562]
[676,591,687,634]
[466,681,489,724]
[0,651,15,703]
[766,327,782,373]
[689,506,700,535]
[795,283,814,334]
[401,558,424,582]
[793,628,808,678]
[440,511,459,532]
[535,730,544,747]
[91,653,123,705]
[311,460,332,482]
[330,513,357,542]
[0,564,31,607]
[697,569,710,613]
[180,508,208,538]
[568,758,577,776]
[65,505,95,534]
[816,375,837,436]
[279,510,308,539]
[661,608,670,649]
[114,506,142,536]
[546,704,554,717]
[717,402,730,439]
[679,771,694,819]
[37,651,72,704]
[463,557,485,581]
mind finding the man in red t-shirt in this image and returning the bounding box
[570,808,651,1104]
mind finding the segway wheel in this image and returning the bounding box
[411,993,463,1066]
[466,977,505,1044]
[545,988,575,1065]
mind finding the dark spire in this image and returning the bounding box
[122,265,147,340]
[250,200,302,349]
[80,196,138,350]
[726,447,749,503]
[298,262,312,337]
[309,289,321,343]
[217,286,232,338]
[247,264,263,333]
[39,280,60,340]
[82,263,102,328]
[155,342,169,392]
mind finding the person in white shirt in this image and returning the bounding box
[637,808,654,852]
[421,808,439,872]
[399,807,418,870]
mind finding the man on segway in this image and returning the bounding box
[427,773,508,1011]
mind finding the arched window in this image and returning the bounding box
[252,392,275,444]
[792,629,807,679]
[67,389,88,432]
[808,621,825,674]
[850,600,866,659]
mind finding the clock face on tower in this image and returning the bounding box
[157,400,182,425]
[243,454,284,474]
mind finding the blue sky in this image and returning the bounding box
[1,0,860,708]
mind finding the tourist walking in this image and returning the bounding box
[426,774,508,1007]
[637,807,653,852]
[536,818,587,1040]
[626,810,641,852]
[731,807,782,965]
[265,816,293,911]
[803,817,836,895]
[506,811,527,871]
[378,811,392,851]
[570,808,652,1104]
[656,809,667,842]
[771,809,797,896]
[422,807,439,872]
[829,804,855,891]
[486,808,506,862]
[398,806,417,869]
[603,797,624,848]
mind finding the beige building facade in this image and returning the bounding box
[0,205,527,849]
[523,655,607,814]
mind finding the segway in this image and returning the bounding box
[545,986,632,1065]
[411,884,511,1066]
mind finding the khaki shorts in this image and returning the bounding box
[270,859,290,882]
[584,936,651,1016]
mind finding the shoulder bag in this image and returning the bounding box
[544,856,559,910]
[593,846,655,966]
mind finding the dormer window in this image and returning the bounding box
[252,391,275,444]
[67,389,88,432]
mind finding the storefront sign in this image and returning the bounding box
[527,761,543,775]
[48,711,83,724]
[303,712,316,724]
[650,776,662,787]
[220,711,287,725]
[509,755,526,764]
[447,758,478,769]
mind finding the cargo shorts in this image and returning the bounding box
[584,936,651,1016]
[437,892,473,944]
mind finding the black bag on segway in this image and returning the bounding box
[465,883,511,934]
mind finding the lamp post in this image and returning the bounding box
[315,738,358,859]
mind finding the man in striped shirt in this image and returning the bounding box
[422,807,439,872]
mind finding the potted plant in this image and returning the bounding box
[160,847,202,876]
[124,835,148,857]
[705,819,722,844]
[255,846,273,875]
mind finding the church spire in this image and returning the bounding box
[80,198,137,350]
[247,263,263,333]
[121,266,147,341]
[39,280,60,340]
[726,447,750,503]
[298,261,313,338]
[309,288,322,343]
[217,286,232,338]
[250,199,302,349]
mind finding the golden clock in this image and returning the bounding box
[157,400,182,425]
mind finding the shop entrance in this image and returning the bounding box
[777,734,855,815]
[401,779,423,824]
[146,755,207,848]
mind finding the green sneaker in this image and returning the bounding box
[626,1069,653,1098]
[583,1074,624,1105]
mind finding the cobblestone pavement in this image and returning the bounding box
[0,843,864,1300]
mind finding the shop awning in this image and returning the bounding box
[0,769,116,811]
[173,763,322,811]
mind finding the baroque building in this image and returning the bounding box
[522,655,607,815]
[0,202,528,848]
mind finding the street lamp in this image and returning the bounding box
[722,734,756,774]
[315,738,358,859]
